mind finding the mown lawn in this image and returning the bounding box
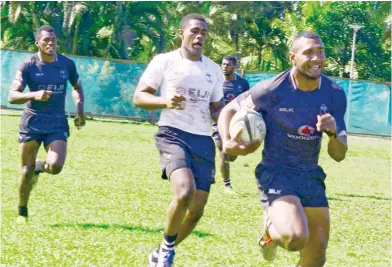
[1,114,391,266]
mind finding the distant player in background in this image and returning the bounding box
[133,14,224,267]
[218,32,347,266]
[8,25,85,224]
[212,55,250,193]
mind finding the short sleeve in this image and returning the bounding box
[69,60,80,86]
[210,70,224,102]
[14,62,29,87]
[243,78,250,92]
[332,88,347,134]
[247,80,273,112]
[140,55,165,91]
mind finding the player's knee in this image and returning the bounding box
[282,234,308,251]
[47,163,64,175]
[21,165,35,178]
[175,187,196,205]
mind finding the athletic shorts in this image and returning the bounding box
[154,126,215,192]
[18,111,69,147]
[255,164,328,210]
[18,131,69,147]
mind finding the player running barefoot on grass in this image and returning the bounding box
[133,14,224,267]
[212,55,250,194]
[218,31,347,266]
[8,25,85,224]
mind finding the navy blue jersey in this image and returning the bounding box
[15,53,79,134]
[223,74,250,105]
[243,69,347,170]
[15,53,79,115]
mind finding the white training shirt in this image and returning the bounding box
[140,49,224,136]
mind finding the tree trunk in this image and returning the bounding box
[29,2,40,30]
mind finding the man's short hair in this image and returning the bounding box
[180,13,207,29]
[291,31,321,51]
[223,55,237,66]
[35,25,56,40]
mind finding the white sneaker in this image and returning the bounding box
[156,246,175,267]
[258,217,277,261]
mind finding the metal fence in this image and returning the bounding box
[1,50,390,136]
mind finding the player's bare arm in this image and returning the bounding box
[209,98,225,122]
[8,72,52,104]
[133,81,185,110]
[316,113,347,162]
[218,94,260,156]
[72,79,86,129]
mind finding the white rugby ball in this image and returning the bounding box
[229,109,266,143]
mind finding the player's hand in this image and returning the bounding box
[74,114,86,130]
[316,113,336,135]
[223,127,261,156]
[34,90,52,101]
[166,94,186,110]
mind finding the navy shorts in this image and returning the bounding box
[18,131,69,147]
[154,126,215,192]
[255,164,328,210]
[18,112,69,147]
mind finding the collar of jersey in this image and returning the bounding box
[37,52,58,63]
[289,68,322,91]
[178,49,203,62]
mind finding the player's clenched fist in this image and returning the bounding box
[166,93,186,110]
[316,113,336,134]
[74,115,86,130]
[33,90,52,101]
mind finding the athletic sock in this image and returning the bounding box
[161,233,177,251]
[18,206,28,217]
[223,178,232,187]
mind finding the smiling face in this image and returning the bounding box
[180,19,208,59]
[35,30,57,56]
[290,37,325,80]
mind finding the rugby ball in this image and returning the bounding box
[229,109,266,143]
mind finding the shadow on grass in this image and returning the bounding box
[327,197,344,201]
[50,223,213,238]
[336,193,391,201]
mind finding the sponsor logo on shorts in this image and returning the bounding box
[36,73,44,76]
[268,188,281,195]
[18,135,23,141]
[287,125,320,141]
[64,132,69,138]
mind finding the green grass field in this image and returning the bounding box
[1,114,391,267]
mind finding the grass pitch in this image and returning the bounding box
[1,115,391,266]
